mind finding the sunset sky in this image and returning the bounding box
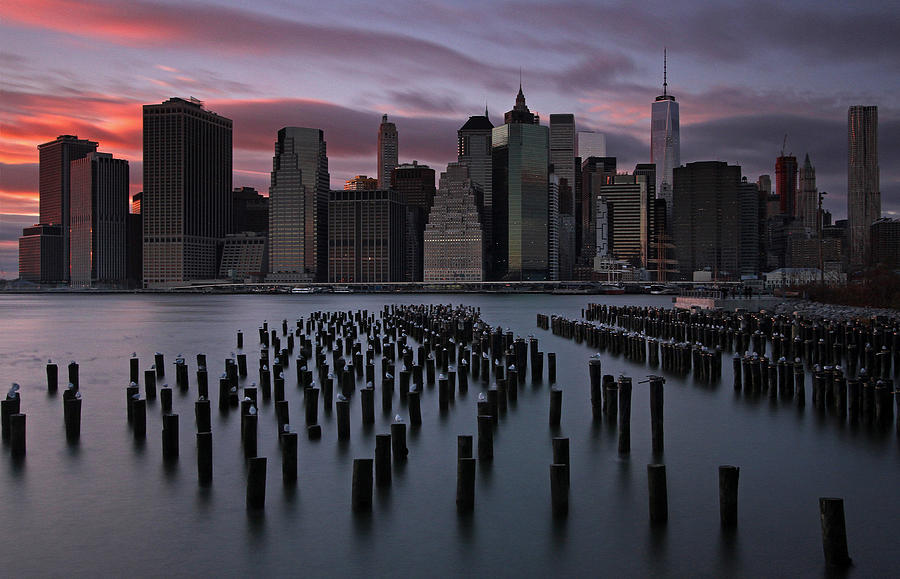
[1,0,897,278]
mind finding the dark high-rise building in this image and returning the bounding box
[598,173,650,268]
[492,87,549,280]
[38,135,99,281]
[126,213,142,287]
[377,114,398,190]
[267,127,330,282]
[870,218,898,269]
[232,187,269,234]
[142,97,232,286]
[848,105,879,268]
[550,114,576,279]
[796,154,818,232]
[18,224,64,284]
[131,192,142,214]
[458,113,494,256]
[327,189,405,283]
[775,155,798,217]
[738,178,761,277]
[392,161,435,282]
[673,161,741,280]
[580,157,616,262]
[69,152,129,287]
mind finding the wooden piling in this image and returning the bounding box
[195,398,211,433]
[409,390,422,425]
[247,456,267,509]
[718,465,739,527]
[618,377,632,455]
[337,398,351,440]
[457,457,476,513]
[552,437,570,487]
[197,431,212,486]
[133,398,146,439]
[549,388,562,427]
[550,464,569,517]
[458,434,473,459]
[375,433,392,486]
[351,458,373,512]
[162,413,179,460]
[477,415,493,460]
[647,464,668,523]
[819,497,851,567]
[390,421,408,460]
[63,391,82,441]
[47,361,58,391]
[360,387,375,425]
[281,430,298,483]
[650,377,664,456]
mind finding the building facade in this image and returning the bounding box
[219,232,268,281]
[673,161,741,280]
[423,163,484,281]
[377,114,398,190]
[458,114,494,256]
[597,174,650,268]
[18,224,64,284]
[491,97,549,280]
[142,98,232,286]
[848,105,879,268]
[267,127,330,282]
[232,187,269,234]
[37,135,98,281]
[327,190,405,283]
[69,152,129,287]
[870,218,899,269]
[775,155,798,218]
[344,175,378,190]
[796,154,818,232]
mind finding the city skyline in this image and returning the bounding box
[1,0,898,277]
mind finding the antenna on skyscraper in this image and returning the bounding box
[663,48,668,96]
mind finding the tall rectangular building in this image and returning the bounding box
[328,189,405,283]
[775,155,798,217]
[18,224,64,284]
[377,115,398,190]
[458,114,494,267]
[38,135,98,281]
[848,105,879,268]
[673,161,741,279]
[142,98,232,286]
[491,121,549,280]
[69,152,129,287]
[650,61,680,226]
[598,174,650,268]
[267,127,330,282]
[424,163,484,281]
[796,154,818,232]
[392,161,435,282]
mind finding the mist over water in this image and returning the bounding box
[1,294,897,577]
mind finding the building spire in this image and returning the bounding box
[663,48,668,96]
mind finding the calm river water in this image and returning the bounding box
[0,293,897,577]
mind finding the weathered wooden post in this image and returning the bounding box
[650,376,665,456]
[552,437,570,487]
[408,388,422,425]
[144,370,157,400]
[47,361,58,392]
[477,415,493,460]
[719,465,739,527]
[247,456,267,509]
[281,429,298,484]
[162,413,179,460]
[197,431,212,486]
[618,376,632,455]
[160,385,173,413]
[63,389,82,441]
[457,457,476,513]
[10,413,26,457]
[68,361,80,391]
[458,434,473,459]
[819,497,851,567]
[337,397,351,440]
[390,419,408,461]
[195,398,211,433]
[360,386,375,425]
[648,464,668,523]
[549,388,562,427]
[550,464,569,517]
[132,398,146,439]
[351,458,374,512]
[154,353,164,379]
[589,359,603,421]
[375,433,392,487]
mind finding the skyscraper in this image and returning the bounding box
[650,52,680,225]
[458,113,494,256]
[848,105,879,268]
[548,169,560,280]
[328,189,405,283]
[377,114,398,189]
[492,87,549,280]
[550,114,576,279]
[268,127,330,282]
[18,224,64,284]
[598,173,650,268]
[37,134,98,281]
[796,154,818,232]
[69,152,129,287]
[775,154,798,217]
[392,161,436,281]
[673,161,741,280]
[143,97,232,286]
[232,187,269,234]
[580,156,617,261]
[423,163,484,281]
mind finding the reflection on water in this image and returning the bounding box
[0,293,897,577]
